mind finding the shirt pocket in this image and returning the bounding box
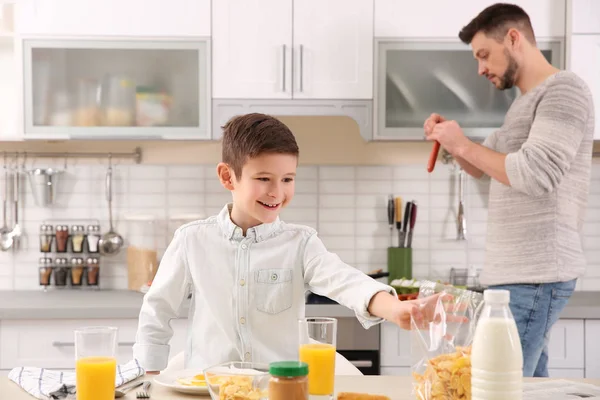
[254,268,293,315]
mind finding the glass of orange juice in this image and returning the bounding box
[75,326,118,400]
[299,317,337,400]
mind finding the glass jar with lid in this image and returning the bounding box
[70,225,86,253]
[86,225,101,253]
[86,257,100,286]
[53,258,69,286]
[39,224,54,253]
[39,257,53,286]
[70,257,85,286]
[55,225,69,253]
[125,214,157,292]
[268,361,309,400]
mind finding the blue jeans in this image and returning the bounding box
[488,279,577,377]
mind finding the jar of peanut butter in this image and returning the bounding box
[269,361,309,400]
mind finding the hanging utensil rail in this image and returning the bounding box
[0,147,142,164]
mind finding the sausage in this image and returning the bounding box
[427,141,441,173]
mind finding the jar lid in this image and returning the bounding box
[56,225,68,231]
[87,225,100,232]
[40,224,54,232]
[86,257,99,264]
[71,257,84,264]
[39,257,52,264]
[55,258,67,265]
[72,225,85,232]
[269,361,309,377]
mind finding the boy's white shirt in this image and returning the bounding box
[133,204,396,371]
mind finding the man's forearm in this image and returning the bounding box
[454,155,484,179]
[458,141,510,186]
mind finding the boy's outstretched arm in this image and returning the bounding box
[133,228,191,373]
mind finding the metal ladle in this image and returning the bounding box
[99,156,124,256]
[0,159,13,251]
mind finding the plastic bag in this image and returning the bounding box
[411,281,485,400]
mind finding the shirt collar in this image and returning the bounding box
[217,203,282,242]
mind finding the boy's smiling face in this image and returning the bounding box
[218,152,297,232]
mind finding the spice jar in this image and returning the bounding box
[70,225,86,253]
[39,224,54,253]
[54,258,69,286]
[38,257,53,286]
[268,361,309,400]
[86,257,100,286]
[55,225,69,253]
[86,225,101,253]
[70,257,85,286]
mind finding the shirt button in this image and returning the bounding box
[241,244,248,250]
[240,279,246,286]
[240,317,246,324]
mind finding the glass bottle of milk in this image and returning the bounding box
[471,289,523,400]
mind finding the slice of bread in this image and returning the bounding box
[337,393,392,400]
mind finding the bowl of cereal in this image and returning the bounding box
[204,361,270,400]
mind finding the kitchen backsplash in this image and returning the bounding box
[0,161,599,291]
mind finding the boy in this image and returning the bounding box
[133,113,441,372]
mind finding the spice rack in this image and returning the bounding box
[38,218,104,290]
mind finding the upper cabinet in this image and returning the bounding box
[14,0,211,36]
[375,0,566,38]
[571,0,600,34]
[21,38,211,140]
[212,0,373,100]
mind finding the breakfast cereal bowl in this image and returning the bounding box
[204,361,270,400]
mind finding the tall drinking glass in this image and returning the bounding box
[75,326,118,400]
[299,317,337,400]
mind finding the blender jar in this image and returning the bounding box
[125,214,157,292]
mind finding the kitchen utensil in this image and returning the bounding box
[0,163,13,251]
[136,381,151,398]
[27,168,63,207]
[115,381,144,398]
[394,196,402,247]
[406,201,417,248]
[427,141,441,172]
[457,168,467,240]
[99,160,124,256]
[9,163,22,249]
[400,201,412,248]
[387,195,395,246]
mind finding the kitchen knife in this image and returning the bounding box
[387,195,395,246]
[400,200,411,248]
[427,141,441,173]
[407,201,417,248]
[394,197,402,247]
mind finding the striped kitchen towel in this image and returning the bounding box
[7,359,145,399]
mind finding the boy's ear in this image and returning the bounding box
[217,162,235,191]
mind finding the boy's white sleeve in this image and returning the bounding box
[303,233,397,329]
[133,228,191,371]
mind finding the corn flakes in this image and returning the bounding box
[413,346,472,400]
[211,375,266,400]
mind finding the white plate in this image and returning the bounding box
[153,369,210,395]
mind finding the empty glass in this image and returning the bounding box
[75,326,118,400]
[298,317,337,400]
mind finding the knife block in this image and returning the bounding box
[387,247,412,283]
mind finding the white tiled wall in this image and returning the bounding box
[0,161,599,291]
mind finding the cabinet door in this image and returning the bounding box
[571,0,600,34]
[14,0,211,36]
[569,35,600,140]
[293,0,373,99]
[22,38,210,140]
[212,0,292,99]
[547,319,585,370]
[585,320,600,378]
[0,41,19,141]
[380,366,411,376]
[380,322,412,367]
[375,0,565,38]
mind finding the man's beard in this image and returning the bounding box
[496,49,518,90]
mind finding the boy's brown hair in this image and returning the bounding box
[221,113,299,179]
[458,3,536,45]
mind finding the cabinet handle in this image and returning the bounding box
[299,44,304,92]
[52,341,135,348]
[349,360,373,368]
[282,44,287,92]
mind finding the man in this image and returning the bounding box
[424,3,594,377]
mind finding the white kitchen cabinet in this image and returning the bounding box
[547,319,585,370]
[375,0,566,38]
[20,37,211,140]
[569,35,600,139]
[380,366,411,376]
[212,0,373,100]
[0,318,188,370]
[14,0,211,36]
[548,368,586,378]
[380,322,412,368]
[570,0,600,34]
[0,41,19,140]
[585,320,600,378]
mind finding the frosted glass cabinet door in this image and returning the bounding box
[374,40,562,140]
[22,38,211,140]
